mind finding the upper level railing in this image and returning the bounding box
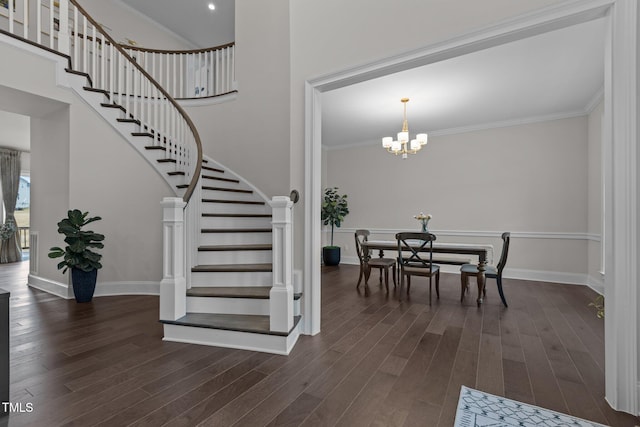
[0,0,202,203]
[122,43,236,100]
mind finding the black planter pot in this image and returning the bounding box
[71,268,98,303]
[322,246,341,266]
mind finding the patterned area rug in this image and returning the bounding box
[454,386,608,427]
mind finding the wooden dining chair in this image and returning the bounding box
[460,232,511,307]
[355,229,396,292]
[396,232,440,302]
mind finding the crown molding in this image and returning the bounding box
[323,109,589,151]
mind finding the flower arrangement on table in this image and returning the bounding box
[0,220,17,241]
[413,212,432,232]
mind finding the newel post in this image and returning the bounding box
[269,196,294,332]
[57,0,70,54]
[160,197,187,321]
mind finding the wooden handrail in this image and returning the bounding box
[121,41,235,55]
[68,0,202,204]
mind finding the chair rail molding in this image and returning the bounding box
[333,228,600,241]
[305,0,637,415]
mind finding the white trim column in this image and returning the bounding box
[605,0,639,415]
[160,197,187,321]
[269,196,293,332]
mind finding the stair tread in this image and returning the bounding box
[198,244,272,251]
[187,286,303,300]
[161,313,301,336]
[202,199,265,205]
[83,86,109,96]
[188,286,270,298]
[118,118,141,124]
[202,175,240,183]
[201,228,272,233]
[101,103,126,112]
[202,213,271,218]
[202,186,253,194]
[192,263,272,272]
[202,165,224,173]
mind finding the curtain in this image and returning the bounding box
[0,149,22,263]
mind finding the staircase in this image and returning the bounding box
[0,0,300,354]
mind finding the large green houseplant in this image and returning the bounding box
[48,209,105,303]
[321,187,349,266]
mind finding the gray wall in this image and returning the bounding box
[325,116,594,282]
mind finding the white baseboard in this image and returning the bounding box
[28,275,72,299]
[28,275,160,299]
[93,281,160,297]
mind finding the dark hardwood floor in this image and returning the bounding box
[0,260,638,426]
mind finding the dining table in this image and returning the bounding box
[361,239,494,306]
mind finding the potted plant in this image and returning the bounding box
[321,187,349,266]
[48,210,105,303]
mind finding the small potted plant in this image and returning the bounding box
[321,187,349,266]
[48,210,105,303]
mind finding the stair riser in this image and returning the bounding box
[200,217,273,228]
[200,190,261,202]
[196,250,272,265]
[190,271,273,286]
[199,233,272,246]
[201,203,270,214]
[186,296,301,316]
[162,322,300,355]
[187,296,269,315]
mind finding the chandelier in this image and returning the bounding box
[382,98,428,159]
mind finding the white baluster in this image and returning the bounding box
[73,6,78,67]
[48,0,54,48]
[269,196,294,332]
[22,0,28,38]
[37,1,42,44]
[91,24,96,80]
[231,45,236,90]
[160,197,187,321]
[8,0,14,34]
[99,32,105,88]
[109,39,116,98]
[82,17,87,72]
[118,52,124,106]
[209,50,214,96]
[178,54,184,98]
[172,53,177,97]
[216,48,221,95]
[58,0,70,55]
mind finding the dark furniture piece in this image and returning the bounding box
[361,239,493,306]
[396,232,440,303]
[355,229,396,292]
[0,288,8,418]
[460,232,511,307]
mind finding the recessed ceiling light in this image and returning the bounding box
[208,3,215,11]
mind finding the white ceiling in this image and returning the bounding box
[119,0,235,48]
[322,17,606,149]
[0,8,606,154]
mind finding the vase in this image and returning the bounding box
[421,219,430,233]
[71,268,98,303]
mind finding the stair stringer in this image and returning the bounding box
[64,74,188,198]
